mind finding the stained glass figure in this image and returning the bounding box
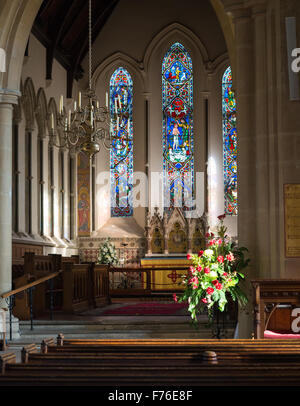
[110,67,133,217]
[162,43,194,212]
[222,66,237,215]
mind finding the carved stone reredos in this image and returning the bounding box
[147,208,208,241]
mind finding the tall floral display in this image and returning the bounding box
[175,215,248,323]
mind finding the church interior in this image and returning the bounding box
[0,0,300,388]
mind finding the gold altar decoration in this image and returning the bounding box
[141,258,190,291]
[284,184,300,257]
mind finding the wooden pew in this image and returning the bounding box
[252,279,300,338]
[3,338,300,385]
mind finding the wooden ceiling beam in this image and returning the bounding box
[67,0,119,98]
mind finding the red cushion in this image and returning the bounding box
[264,330,300,339]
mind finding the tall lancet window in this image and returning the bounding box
[162,42,194,212]
[110,67,133,217]
[222,66,237,215]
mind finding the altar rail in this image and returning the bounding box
[109,265,189,296]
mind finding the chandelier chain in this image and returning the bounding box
[88,0,92,91]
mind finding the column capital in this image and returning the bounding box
[222,0,267,21]
[0,88,20,105]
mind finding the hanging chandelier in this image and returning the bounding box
[49,0,127,157]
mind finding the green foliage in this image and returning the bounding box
[174,215,249,323]
[97,238,119,266]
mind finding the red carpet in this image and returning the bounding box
[102,302,188,316]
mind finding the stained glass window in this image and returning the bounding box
[162,43,194,212]
[110,67,133,217]
[222,66,237,215]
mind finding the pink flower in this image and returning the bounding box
[187,253,192,260]
[201,298,208,304]
[198,250,204,257]
[204,267,210,274]
[189,266,196,275]
[217,255,224,263]
[210,232,215,238]
[205,232,210,238]
[223,272,228,277]
[217,239,223,245]
[208,240,216,246]
[197,265,202,272]
[206,287,214,295]
[226,253,235,262]
[212,280,218,286]
[215,282,223,290]
[173,294,178,302]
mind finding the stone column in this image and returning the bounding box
[0,90,18,308]
[231,6,256,339]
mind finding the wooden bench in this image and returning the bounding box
[252,279,300,338]
[3,338,300,385]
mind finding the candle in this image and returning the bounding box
[90,105,94,127]
[59,95,63,114]
[68,110,71,127]
[106,92,108,108]
[51,113,54,130]
[78,92,81,108]
[64,117,67,131]
[74,101,77,111]
[96,100,99,109]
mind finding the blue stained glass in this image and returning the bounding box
[110,67,133,217]
[162,42,194,211]
[222,66,237,215]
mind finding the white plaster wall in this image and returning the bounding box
[16,34,79,254]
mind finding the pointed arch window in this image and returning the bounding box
[110,67,133,217]
[162,42,194,211]
[222,66,237,215]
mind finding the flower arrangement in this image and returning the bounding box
[174,214,249,323]
[97,238,119,266]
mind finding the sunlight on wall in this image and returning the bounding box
[207,156,218,229]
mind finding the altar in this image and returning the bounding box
[140,255,190,291]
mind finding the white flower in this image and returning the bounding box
[204,249,214,257]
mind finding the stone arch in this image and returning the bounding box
[0,0,42,92]
[209,0,236,84]
[22,77,36,130]
[143,22,210,79]
[92,52,146,92]
[36,88,48,138]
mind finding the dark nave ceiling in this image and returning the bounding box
[32,0,119,97]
